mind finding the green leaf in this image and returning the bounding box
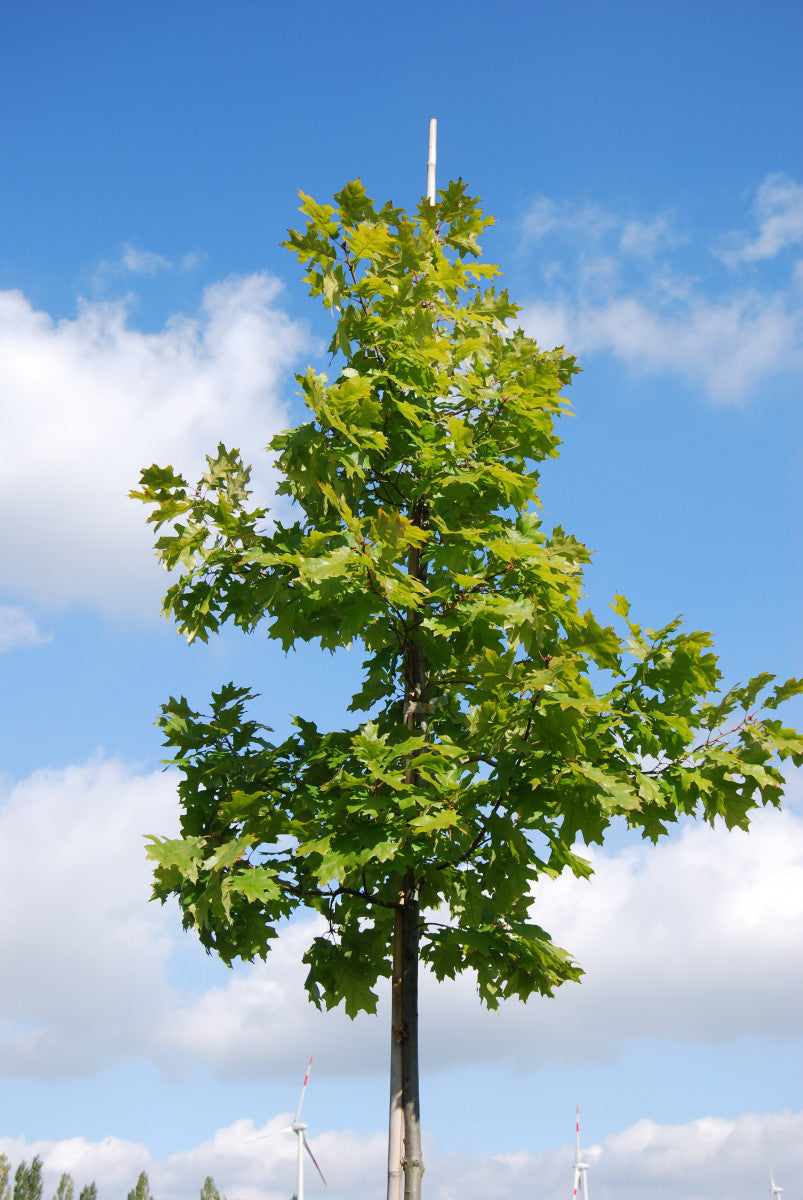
[144,835,204,880]
[347,222,393,260]
[409,808,463,832]
[226,867,283,904]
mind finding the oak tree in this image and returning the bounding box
[136,180,802,1200]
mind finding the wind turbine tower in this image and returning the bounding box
[285,1055,327,1200]
[573,1106,590,1200]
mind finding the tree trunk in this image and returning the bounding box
[385,515,429,1199]
[401,869,423,1200]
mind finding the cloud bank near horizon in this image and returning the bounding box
[2,1109,800,1200]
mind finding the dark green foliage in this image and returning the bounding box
[12,1158,42,1200]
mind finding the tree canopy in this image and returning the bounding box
[135,178,802,1198]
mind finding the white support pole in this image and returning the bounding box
[427,118,437,204]
[387,902,404,1200]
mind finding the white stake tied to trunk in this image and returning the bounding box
[284,1055,327,1200]
[769,1157,783,1198]
[572,1105,590,1200]
[427,118,437,204]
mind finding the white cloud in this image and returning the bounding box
[0,275,309,616]
[2,1110,800,1200]
[522,197,682,260]
[722,174,803,264]
[119,247,173,276]
[518,175,803,402]
[93,244,205,282]
[161,916,384,1080]
[0,605,51,654]
[521,288,801,402]
[523,197,619,245]
[530,801,803,1046]
[180,251,206,272]
[0,760,180,1077]
[619,214,682,259]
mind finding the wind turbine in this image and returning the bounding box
[769,1157,783,1200]
[285,1055,327,1200]
[572,1105,590,1200]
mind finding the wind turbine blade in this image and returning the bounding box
[303,1133,327,1185]
[572,1166,580,1198]
[294,1054,314,1122]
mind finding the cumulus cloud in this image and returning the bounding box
[3,755,799,1083]
[0,760,180,1077]
[518,175,803,401]
[0,274,309,616]
[160,917,381,1080]
[0,605,51,654]
[2,1110,800,1200]
[528,801,803,1050]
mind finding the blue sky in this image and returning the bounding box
[0,2,801,1197]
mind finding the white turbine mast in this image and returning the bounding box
[769,1156,783,1200]
[572,1105,590,1200]
[284,1054,327,1200]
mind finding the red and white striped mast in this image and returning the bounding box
[573,1105,590,1200]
